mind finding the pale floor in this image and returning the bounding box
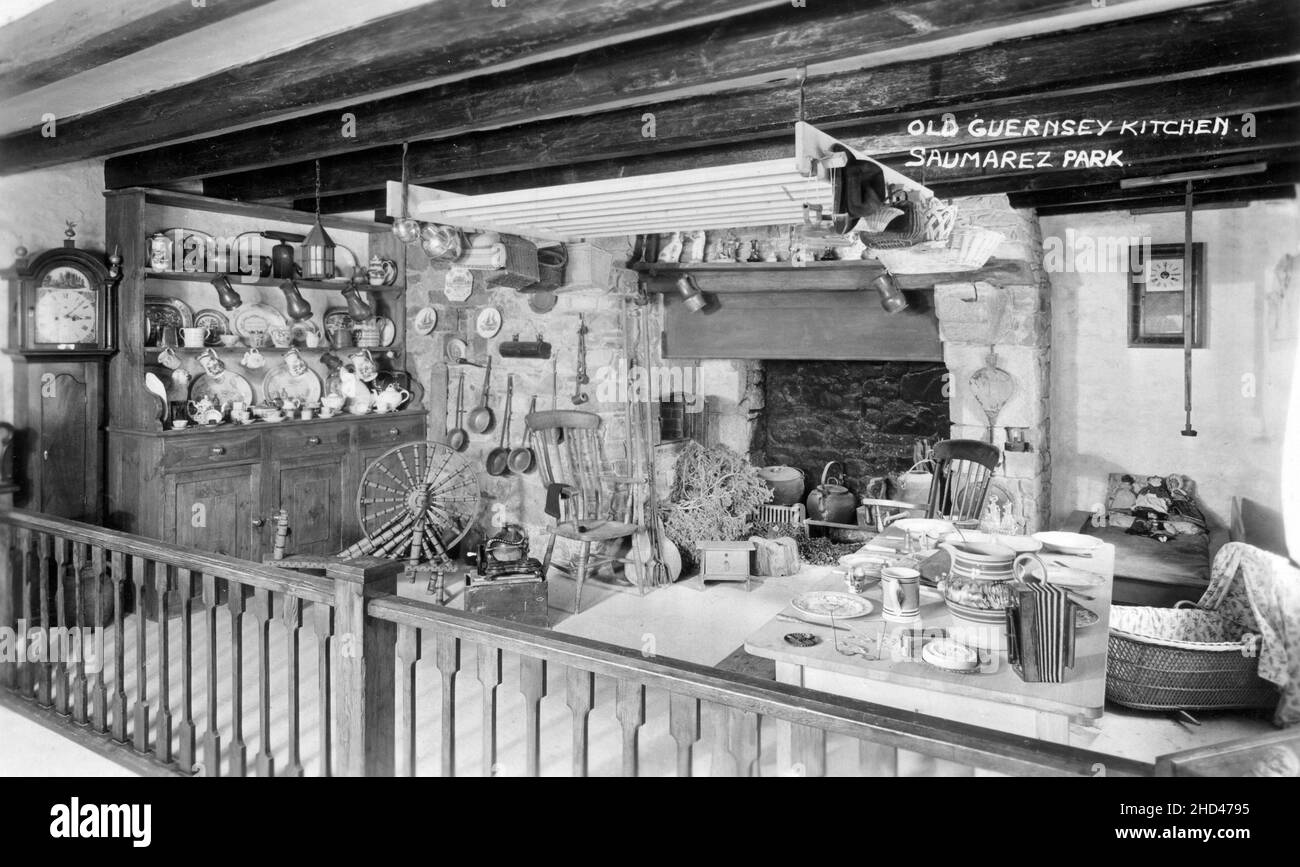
[0,563,1275,776]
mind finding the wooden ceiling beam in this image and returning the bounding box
[0,0,797,175]
[1007,161,1300,209]
[0,0,277,98]
[1031,184,1296,215]
[103,0,1287,190]
[206,63,1300,203]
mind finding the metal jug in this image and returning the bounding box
[805,461,857,525]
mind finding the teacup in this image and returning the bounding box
[171,419,190,430]
[263,411,284,423]
[880,566,921,622]
[300,407,315,420]
[304,333,322,349]
[269,327,293,349]
[181,326,210,348]
[247,330,267,349]
[219,334,240,347]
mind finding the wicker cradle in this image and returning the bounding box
[1106,602,1278,712]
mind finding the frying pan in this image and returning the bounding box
[508,396,537,474]
[447,372,469,451]
[466,356,495,434]
[486,375,514,476]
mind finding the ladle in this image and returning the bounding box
[447,372,469,451]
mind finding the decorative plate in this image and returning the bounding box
[374,315,396,346]
[194,308,230,346]
[444,266,474,302]
[231,303,289,341]
[1075,606,1100,628]
[144,295,194,343]
[290,320,323,346]
[332,245,359,281]
[188,370,253,407]
[1032,531,1103,556]
[790,591,874,624]
[261,363,323,404]
[444,336,469,362]
[413,307,438,336]
[476,306,502,339]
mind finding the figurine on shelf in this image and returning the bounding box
[746,240,763,263]
[657,232,683,264]
[840,232,868,261]
[685,229,706,264]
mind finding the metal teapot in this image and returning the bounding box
[805,461,857,525]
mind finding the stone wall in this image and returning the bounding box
[754,360,949,496]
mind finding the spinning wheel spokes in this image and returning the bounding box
[355,440,482,566]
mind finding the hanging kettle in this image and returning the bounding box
[805,461,856,525]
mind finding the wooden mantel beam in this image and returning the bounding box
[206,63,1300,204]
[0,0,796,175]
[103,0,1270,190]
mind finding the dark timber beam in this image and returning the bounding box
[1032,184,1296,215]
[0,0,795,175]
[0,0,276,99]
[205,63,1300,203]
[1008,161,1300,209]
[104,0,1291,189]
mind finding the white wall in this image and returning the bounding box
[1044,197,1300,528]
[0,159,106,423]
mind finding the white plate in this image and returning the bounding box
[790,591,874,624]
[997,535,1044,553]
[1032,531,1103,556]
[476,306,502,339]
[375,315,396,346]
[231,303,289,341]
[921,638,979,672]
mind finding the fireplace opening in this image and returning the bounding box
[751,360,951,500]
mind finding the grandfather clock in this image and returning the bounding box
[7,229,120,522]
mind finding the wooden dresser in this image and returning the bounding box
[104,188,427,562]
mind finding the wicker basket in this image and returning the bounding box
[858,197,928,249]
[485,234,540,290]
[1106,603,1277,711]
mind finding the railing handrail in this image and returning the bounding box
[0,508,335,606]
[368,594,1154,777]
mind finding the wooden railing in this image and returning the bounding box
[1,509,1155,777]
[0,509,399,777]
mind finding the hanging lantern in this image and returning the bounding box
[301,159,337,280]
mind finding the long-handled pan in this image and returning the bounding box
[486,374,514,476]
[466,356,495,434]
[508,395,537,474]
[447,372,469,451]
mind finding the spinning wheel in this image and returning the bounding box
[342,440,481,567]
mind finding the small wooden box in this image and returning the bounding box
[464,573,549,627]
[697,540,755,591]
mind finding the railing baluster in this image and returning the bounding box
[858,739,899,776]
[565,667,594,777]
[228,583,248,777]
[435,633,459,777]
[282,595,304,777]
[17,529,33,698]
[176,568,196,773]
[477,644,500,777]
[314,604,334,777]
[109,551,127,742]
[201,574,222,777]
[791,724,826,778]
[131,556,150,752]
[37,532,52,707]
[709,703,760,777]
[519,655,546,777]
[53,537,70,714]
[615,679,645,777]
[90,546,108,732]
[669,693,700,777]
[396,623,422,777]
[253,588,275,777]
[154,564,173,764]
[70,542,88,723]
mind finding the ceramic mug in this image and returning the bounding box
[300,408,315,420]
[880,566,921,622]
[304,332,322,349]
[181,327,210,348]
[269,327,293,349]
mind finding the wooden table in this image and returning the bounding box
[743,530,1115,775]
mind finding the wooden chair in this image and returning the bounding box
[860,439,1002,528]
[527,409,641,613]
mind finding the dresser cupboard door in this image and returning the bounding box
[268,455,347,556]
[165,464,263,560]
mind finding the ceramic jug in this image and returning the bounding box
[366,255,398,286]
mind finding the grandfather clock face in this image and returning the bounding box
[33,266,99,345]
[1146,257,1185,292]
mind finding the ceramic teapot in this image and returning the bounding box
[366,255,398,286]
[187,396,224,425]
[374,384,411,413]
[241,347,266,370]
[805,461,857,525]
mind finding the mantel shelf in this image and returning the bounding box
[144,345,404,355]
[634,258,1026,293]
[143,271,403,292]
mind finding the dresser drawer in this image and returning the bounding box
[704,550,750,576]
[355,417,426,447]
[269,423,351,457]
[161,431,262,469]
